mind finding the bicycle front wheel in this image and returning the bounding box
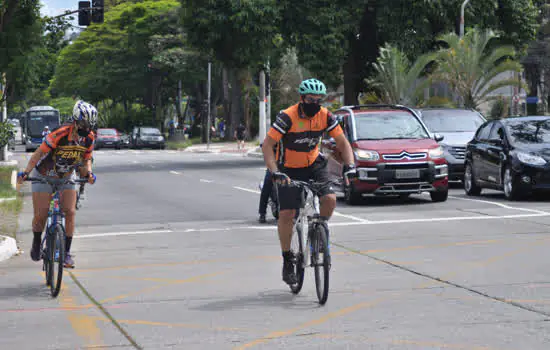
[48,225,66,298]
[289,222,305,294]
[312,223,330,305]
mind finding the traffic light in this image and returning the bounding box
[91,0,104,23]
[78,1,91,26]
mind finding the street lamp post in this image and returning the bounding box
[460,0,471,37]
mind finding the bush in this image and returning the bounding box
[0,121,14,148]
[489,97,509,119]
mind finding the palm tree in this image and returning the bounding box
[432,28,523,109]
[366,43,437,105]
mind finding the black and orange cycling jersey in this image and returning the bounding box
[267,103,344,168]
[37,124,95,177]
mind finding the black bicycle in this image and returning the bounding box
[282,178,337,305]
[24,176,88,297]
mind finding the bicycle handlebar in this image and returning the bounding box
[25,177,89,185]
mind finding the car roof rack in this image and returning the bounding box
[338,104,419,116]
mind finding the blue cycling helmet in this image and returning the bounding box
[298,78,327,96]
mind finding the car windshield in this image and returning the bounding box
[354,111,429,140]
[420,110,485,132]
[506,118,550,145]
[98,129,117,135]
[141,128,161,136]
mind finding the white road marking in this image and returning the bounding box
[132,160,138,164]
[233,186,261,194]
[170,171,181,175]
[200,179,213,183]
[77,229,173,239]
[333,211,369,222]
[149,165,156,168]
[448,195,549,214]
[74,212,550,239]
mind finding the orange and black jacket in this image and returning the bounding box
[267,103,343,168]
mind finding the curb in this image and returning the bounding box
[0,235,18,263]
[11,169,17,190]
[0,197,16,203]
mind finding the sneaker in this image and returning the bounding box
[282,258,297,285]
[64,253,75,268]
[30,237,41,261]
[258,214,266,223]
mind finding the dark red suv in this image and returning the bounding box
[321,105,449,204]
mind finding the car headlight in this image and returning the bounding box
[429,146,444,159]
[354,149,379,161]
[514,151,546,166]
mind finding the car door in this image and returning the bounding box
[471,121,493,181]
[485,122,506,185]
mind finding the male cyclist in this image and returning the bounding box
[261,78,356,285]
[17,100,98,268]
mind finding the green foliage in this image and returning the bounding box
[433,28,522,109]
[367,43,437,105]
[420,96,457,108]
[489,97,510,119]
[0,120,14,148]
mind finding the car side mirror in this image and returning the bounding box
[434,133,444,142]
[490,138,503,146]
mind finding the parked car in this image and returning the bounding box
[321,104,449,204]
[417,108,486,182]
[465,116,550,200]
[95,128,121,150]
[119,132,131,148]
[131,126,165,149]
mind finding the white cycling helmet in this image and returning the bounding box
[72,100,98,128]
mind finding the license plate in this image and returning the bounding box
[395,169,420,179]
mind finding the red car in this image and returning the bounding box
[321,104,449,204]
[95,128,121,150]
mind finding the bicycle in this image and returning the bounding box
[279,178,339,305]
[23,176,88,297]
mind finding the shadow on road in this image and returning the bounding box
[0,282,53,300]
[192,290,325,311]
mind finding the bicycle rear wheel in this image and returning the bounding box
[48,224,66,297]
[289,222,305,294]
[312,223,330,305]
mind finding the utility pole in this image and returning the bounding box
[266,59,271,133]
[0,73,7,162]
[259,69,266,142]
[207,61,212,149]
[460,0,471,37]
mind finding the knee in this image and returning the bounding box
[279,209,295,223]
[322,194,337,210]
[63,208,76,219]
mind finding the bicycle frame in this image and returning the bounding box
[293,184,321,269]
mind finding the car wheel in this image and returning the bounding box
[464,162,482,196]
[503,166,521,201]
[344,184,362,205]
[430,188,448,202]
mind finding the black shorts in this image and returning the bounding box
[276,156,335,211]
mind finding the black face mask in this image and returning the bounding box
[77,128,90,137]
[301,102,321,117]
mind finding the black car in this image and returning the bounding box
[464,116,550,200]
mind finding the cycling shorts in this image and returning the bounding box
[276,156,334,211]
[30,169,77,193]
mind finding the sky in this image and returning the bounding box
[40,0,76,17]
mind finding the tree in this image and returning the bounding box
[432,28,522,109]
[180,0,281,139]
[367,43,437,105]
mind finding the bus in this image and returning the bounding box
[24,106,61,152]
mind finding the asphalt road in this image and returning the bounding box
[2,147,550,349]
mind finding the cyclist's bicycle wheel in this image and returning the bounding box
[48,224,66,297]
[43,236,52,287]
[312,223,330,305]
[289,222,305,294]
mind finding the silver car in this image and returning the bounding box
[417,108,486,182]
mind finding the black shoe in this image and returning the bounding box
[258,214,266,223]
[282,258,297,285]
[30,237,41,261]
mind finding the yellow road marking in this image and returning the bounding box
[99,271,224,304]
[74,239,506,273]
[57,277,104,347]
[237,236,550,349]
[92,317,260,333]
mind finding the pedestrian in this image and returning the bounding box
[258,141,279,223]
[235,121,246,150]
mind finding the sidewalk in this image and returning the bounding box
[184,141,261,155]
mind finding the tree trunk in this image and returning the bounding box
[222,66,231,140]
[228,67,244,141]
